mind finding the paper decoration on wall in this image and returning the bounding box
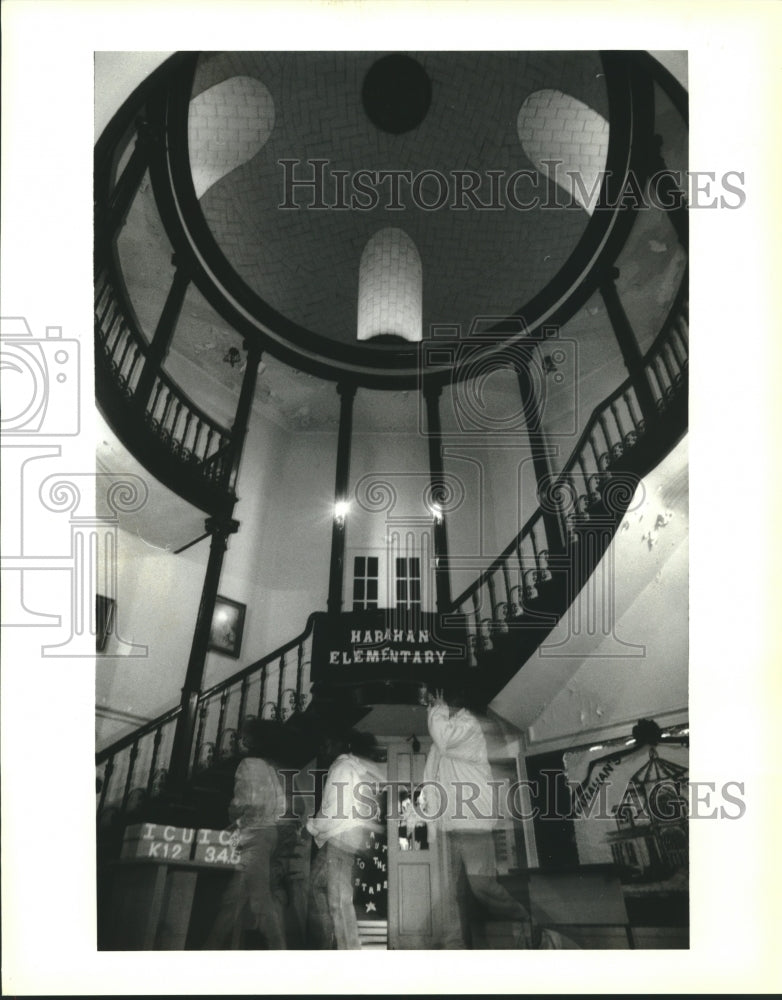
[352,828,388,919]
[563,721,689,892]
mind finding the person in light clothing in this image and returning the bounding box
[424,689,535,948]
[306,730,386,949]
[203,719,288,949]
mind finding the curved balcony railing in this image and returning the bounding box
[95,264,235,488]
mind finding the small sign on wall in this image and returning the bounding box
[311,610,470,684]
[121,823,195,861]
[192,828,241,867]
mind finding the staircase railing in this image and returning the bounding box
[95,262,236,504]
[96,616,315,825]
[447,275,688,658]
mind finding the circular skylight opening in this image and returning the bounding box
[362,54,432,134]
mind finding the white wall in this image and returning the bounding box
[490,435,689,751]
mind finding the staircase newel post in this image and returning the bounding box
[424,382,452,613]
[327,382,356,615]
[167,512,239,798]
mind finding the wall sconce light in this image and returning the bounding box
[407,734,421,754]
[334,500,350,523]
[429,501,443,524]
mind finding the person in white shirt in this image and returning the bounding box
[306,730,386,949]
[204,719,287,949]
[424,688,535,948]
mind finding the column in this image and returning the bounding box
[105,119,155,238]
[424,383,452,613]
[600,268,657,424]
[647,135,688,250]
[327,382,356,615]
[227,341,263,491]
[134,258,191,409]
[515,354,567,556]
[167,512,239,795]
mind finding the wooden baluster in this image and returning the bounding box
[471,591,482,645]
[610,400,627,441]
[676,314,689,347]
[667,331,686,374]
[258,665,268,717]
[277,654,286,719]
[238,676,249,732]
[624,390,642,432]
[296,643,304,711]
[485,573,498,624]
[577,455,590,499]
[658,347,677,389]
[121,741,139,812]
[192,419,204,463]
[148,379,164,420]
[96,284,115,330]
[160,388,174,431]
[193,701,208,770]
[501,559,513,610]
[597,412,613,462]
[171,400,183,443]
[203,428,215,473]
[652,357,669,402]
[98,756,114,814]
[127,346,143,390]
[181,410,193,456]
[146,726,163,797]
[215,691,229,759]
[116,327,135,375]
[588,433,601,472]
[105,311,123,355]
[529,523,543,577]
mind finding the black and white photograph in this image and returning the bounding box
[1,1,781,995]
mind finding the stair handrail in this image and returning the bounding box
[96,613,317,765]
[198,613,317,705]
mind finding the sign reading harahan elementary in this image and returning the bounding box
[310,610,470,691]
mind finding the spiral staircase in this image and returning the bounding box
[95,50,688,849]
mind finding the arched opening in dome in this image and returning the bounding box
[188,76,275,199]
[517,89,609,215]
[357,228,423,343]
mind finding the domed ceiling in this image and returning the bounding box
[187,51,610,348]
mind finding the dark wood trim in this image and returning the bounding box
[599,270,657,425]
[327,383,356,614]
[134,262,191,408]
[424,384,452,612]
[167,513,239,795]
[515,354,567,556]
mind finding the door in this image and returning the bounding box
[386,739,442,949]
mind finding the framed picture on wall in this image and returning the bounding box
[208,596,246,659]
